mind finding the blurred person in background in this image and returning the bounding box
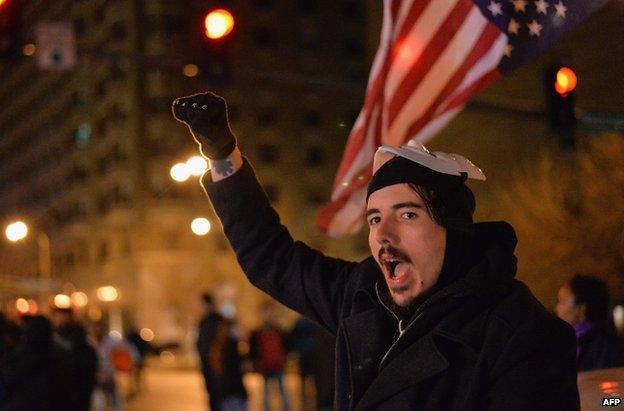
[0,312,22,406]
[556,274,624,371]
[126,325,157,397]
[250,303,290,411]
[197,292,225,411]
[288,317,320,411]
[89,321,139,411]
[208,318,248,411]
[0,315,70,411]
[51,308,98,411]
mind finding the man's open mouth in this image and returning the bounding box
[379,249,411,281]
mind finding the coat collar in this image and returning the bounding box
[355,333,449,410]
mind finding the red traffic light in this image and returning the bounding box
[554,67,577,97]
[204,9,234,40]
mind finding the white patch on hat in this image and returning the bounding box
[373,143,486,181]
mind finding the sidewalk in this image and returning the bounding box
[125,367,308,411]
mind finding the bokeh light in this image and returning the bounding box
[15,298,29,314]
[54,294,71,309]
[191,217,211,236]
[71,291,89,307]
[22,43,36,56]
[97,286,119,302]
[170,163,191,182]
[183,64,199,77]
[140,328,155,342]
[5,221,28,242]
[204,9,235,40]
[186,156,209,176]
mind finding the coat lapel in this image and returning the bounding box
[343,307,396,403]
[355,334,449,410]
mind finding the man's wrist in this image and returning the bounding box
[209,147,243,182]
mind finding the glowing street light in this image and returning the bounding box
[97,286,119,302]
[140,328,155,342]
[186,156,209,176]
[5,221,28,242]
[170,162,191,182]
[71,291,89,307]
[4,220,52,305]
[191,217,211,236]
[204,9,235,40]
[15,298,29,314]
[54,294,71,309]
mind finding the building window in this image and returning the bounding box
[252,28,273,49]
[254,0,273,10]
[298,0,318,14]
[256,108,277,126]
[95,80,107,98]
[98,242,108,263]
[164,230,180,249]
[110,21,127,41]
[306,146,326,167]
[263,184,279,203]
[75,123,91,149]
[307,190,326,206]
[257,143,278,164]
[74,17,86,36]
[303,109,322,128]
[341,1,363,21]
[98,195,110,214]
[343,38,364,57]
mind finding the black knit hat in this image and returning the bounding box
[366,156,476,232]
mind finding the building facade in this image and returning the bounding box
[0,0,377,345]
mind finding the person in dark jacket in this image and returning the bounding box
[0,315,71,411]
[555,274,624,371]
[172,92,580,410]
[208,318,248,411]
[197,292,225,411]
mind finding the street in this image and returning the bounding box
[125,367,307,411]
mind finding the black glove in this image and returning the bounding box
[172,92,237,160]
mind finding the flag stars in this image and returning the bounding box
[527,19,543,36]
[554,1,568,17]
[487,0,503,16]
[512,0,528,12]
[534,0,549,14]
[508,18,521,35]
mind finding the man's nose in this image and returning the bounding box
[375,218,399,245]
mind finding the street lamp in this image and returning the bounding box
[4,220,52,303]
[169,156,209,182]
[191,217,211,236]
[97,285,123,337]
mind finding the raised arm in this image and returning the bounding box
[172,92,359,333]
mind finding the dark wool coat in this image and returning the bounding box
[203,160,580,410]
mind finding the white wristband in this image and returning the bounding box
[209,147,243,182]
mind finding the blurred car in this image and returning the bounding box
[578,367,624,410]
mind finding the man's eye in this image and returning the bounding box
[368,216,380,226]
[402,212,416,220]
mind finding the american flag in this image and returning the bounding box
[316,0,609,237]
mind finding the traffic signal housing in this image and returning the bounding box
[545,63,578,148]
[0,0,22,60]
[189,5,236,85]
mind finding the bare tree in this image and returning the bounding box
[499,133,624,306]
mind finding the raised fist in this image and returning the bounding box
[172,92,237,159]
